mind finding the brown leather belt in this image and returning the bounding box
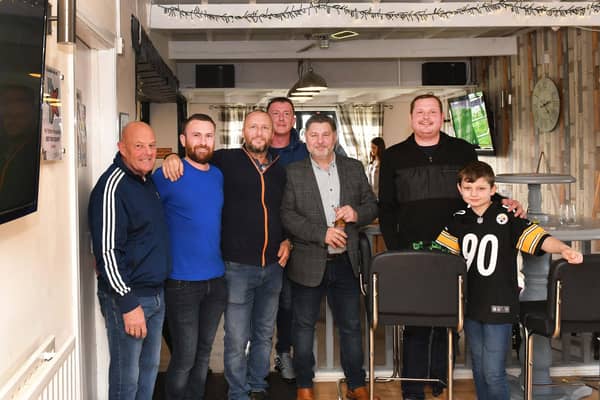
[326,251,347,261]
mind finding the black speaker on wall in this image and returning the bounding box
[195,64,235,88]
[422,62,467,85]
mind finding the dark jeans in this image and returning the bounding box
[275,272,293,354]
[164,277,227,400]
[97,287,165,400]
[292,253,366,389]
[401,326,448,400]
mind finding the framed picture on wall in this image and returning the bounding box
[118,112,129,139]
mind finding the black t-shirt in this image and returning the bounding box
[436,201,550,323]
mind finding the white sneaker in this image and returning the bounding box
[274,352,295,381]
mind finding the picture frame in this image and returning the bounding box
[118,112,129,139]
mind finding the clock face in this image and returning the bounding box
[532,77,560,132]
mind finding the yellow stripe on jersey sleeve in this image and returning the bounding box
[516,223,547,254]
[435,230,460,255]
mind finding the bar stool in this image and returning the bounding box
[366,250,467,400]
[521,255,600,400]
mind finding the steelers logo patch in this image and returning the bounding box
[496,213,509,225]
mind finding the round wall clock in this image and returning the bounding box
[531,77,560,132]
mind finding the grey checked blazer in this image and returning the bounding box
[281,155,378,287]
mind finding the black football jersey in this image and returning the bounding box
[436,201,549,323]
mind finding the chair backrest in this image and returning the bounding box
[547,254,600,333]
[368,250,466,328]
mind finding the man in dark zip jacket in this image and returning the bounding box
[162,110,292,400]
[89,122,171,400]
[378,94,524,400]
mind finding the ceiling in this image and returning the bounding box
[147,1,598,105]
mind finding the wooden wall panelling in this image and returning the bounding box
[502,56,511,156]
[580,31,592,219]
[556,29,565,211]
[480,27,597,237]
[594,32,600,252]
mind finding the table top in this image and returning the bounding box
[541,216,600,241]
[496,173,575,184]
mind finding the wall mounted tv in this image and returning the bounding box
[448,91,495,156]
[0,0,48,225]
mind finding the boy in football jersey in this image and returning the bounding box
[436,160,582,400]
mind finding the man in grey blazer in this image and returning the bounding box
[281,114,379,400]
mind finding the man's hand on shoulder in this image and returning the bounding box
[162,153,184,182]
[123,305,147,339]
[502,197,526,218]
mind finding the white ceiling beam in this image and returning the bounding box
[169,37,517,60]
[151,2,600,30]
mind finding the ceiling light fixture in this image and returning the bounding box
[287,85,314,102]
[296,67,328,91]
[288,94,313,102]
[288,61,328,102]
[330,30,359,40]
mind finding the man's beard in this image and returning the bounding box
[245,140,268,154]
[187,144,213,164]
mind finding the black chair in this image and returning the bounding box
[367,250,467,400]
[521,254,600,400]
[336,231,374,400]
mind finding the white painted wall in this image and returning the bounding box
[0,12,78,388]
[383,101,412,147]
[0,0,122,396]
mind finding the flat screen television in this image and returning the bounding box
[448,91,495,155]
[0,0,48,224]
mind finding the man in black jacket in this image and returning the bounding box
[378,94,523,400]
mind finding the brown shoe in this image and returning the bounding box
[296,387,315,400]
[346,386,380,400]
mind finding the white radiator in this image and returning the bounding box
[0,336,78,400]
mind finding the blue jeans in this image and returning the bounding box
[275,272,293,354]
[97,287,165,400]
[164,277,227,400]
[401,326,448,400]
[223,261,283,400]
[291,254,366,389]
[464,319,512,400]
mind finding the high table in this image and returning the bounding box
[495,173,575,223]
[496,173,598,399]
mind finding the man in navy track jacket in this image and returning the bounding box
[89,121,171,400]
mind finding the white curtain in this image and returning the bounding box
[336,103,384,166]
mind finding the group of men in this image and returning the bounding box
[89,93,523,400]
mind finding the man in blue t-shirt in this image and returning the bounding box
[154,114,227,400]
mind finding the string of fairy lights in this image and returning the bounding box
[155,1,600,23]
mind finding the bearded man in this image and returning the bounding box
[159,111,291,400]
[154,113,227,399]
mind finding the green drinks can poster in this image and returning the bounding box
[448,92,493,151]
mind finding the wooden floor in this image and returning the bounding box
[311,379,599,400]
